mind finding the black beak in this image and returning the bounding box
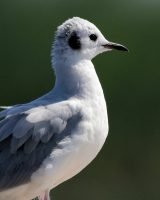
[103,42,129,52]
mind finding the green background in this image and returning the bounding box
[0,0,160,199]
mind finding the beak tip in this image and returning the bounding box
[123,45,129,52]
[123,47,129,52]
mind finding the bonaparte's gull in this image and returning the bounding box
[0,17,128,200]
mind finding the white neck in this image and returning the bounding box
[52,56,104,99]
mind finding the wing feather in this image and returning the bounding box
[13,115,33,138]
[0,100,81,189]
[23,136,39,154]
[32,121,50,142]
[0,115,21,141]
[10,129,33,154]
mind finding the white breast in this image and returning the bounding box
[30,96,108,193]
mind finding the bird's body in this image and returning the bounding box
[0,17,127,200]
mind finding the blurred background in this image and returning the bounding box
[0,0,160,199]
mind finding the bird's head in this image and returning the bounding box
[52,17,128,63]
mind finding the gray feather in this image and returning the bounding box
[0,110,8,119]
[13,115,33,138]
[10,130,32,154]
[0,115,21,141]
[0,118,9,128]
[32,121,50,142]
[24,136,39,154]
[50,118,67,134]
[0,99,81,190]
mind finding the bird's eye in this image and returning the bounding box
[89,34,97,41]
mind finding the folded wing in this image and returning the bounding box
[0,101,81,190]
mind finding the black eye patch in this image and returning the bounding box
[68,32,81,50]
[89,34,97,41]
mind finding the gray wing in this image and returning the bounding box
[0,103,81,190]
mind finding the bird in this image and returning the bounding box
[0,17,128,200]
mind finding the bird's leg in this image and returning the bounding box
[38,192,45,200]
[38,190,50,200]
[44,190,50,200]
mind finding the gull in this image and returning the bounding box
[0,17,128,200]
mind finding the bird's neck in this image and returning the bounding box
[52,58,104,99]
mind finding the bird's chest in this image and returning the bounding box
[58,98,108,172]
[31,98,108,190]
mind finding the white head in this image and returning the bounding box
[52,17,128,65]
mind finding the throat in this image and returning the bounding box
[53,59,103,98]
